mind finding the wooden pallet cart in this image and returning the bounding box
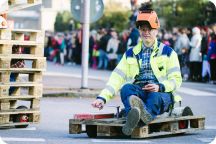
[69,111,205,138]
[0,0,44,128]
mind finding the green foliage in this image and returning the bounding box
[54,11,73,32]
[153,0,212,29]
[91,11,131,32]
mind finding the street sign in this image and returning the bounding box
[71,0,104,23]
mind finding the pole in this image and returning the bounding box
[81,0,90,89]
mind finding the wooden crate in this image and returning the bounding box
[0,83,43,97]
[0,29,44,43]
[0,111,40,126]
[0,101,10,110]
[0,44,44,56]
[69,116,205,138]
[0,98,40,109]
[0,71,43,83]
[0,115,10,124]
[0,56,46,70]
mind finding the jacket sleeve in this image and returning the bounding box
[97,53,129,103]
[161,51,182,92]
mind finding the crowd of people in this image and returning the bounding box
[44,24,216,84]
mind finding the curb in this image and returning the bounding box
[42,88,101,98]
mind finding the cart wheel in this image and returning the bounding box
[178,106,193,129]
[86,125,97,138]
[14,106,29,128]
[119,108,126,118]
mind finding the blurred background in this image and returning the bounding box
[6,0,216,84]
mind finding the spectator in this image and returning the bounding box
[189,27,202,81]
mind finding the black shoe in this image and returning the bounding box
[129,96,153,125]
[122,107,140,136]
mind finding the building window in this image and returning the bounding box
[42,0,52,8]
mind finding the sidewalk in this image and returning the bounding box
[42,61,111,97]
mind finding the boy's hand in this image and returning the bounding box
[91,99,105,110]
[142,84,159,92]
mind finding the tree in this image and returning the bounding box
[153,0,212,29]
[54,11,73,32]
[91,11,131,32]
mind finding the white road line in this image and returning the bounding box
[206,126,216,130]
[196,137,215,143]
[0,137,7,144]
[91,139,152,143]
[1,137,46,142]
[177,87,216,96]
[9,127,36,131]
[209,136,216,144]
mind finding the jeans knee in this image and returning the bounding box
[120,84,133,99]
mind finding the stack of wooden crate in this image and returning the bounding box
[0,0,45,128]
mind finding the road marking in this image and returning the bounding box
[206,126,216,130]
[91,139,152,143]
[177,87,216,96]
[0,137,7,144]
[10,127,36,131]
[209,136,216,144]
[1,137,46,142]
[196,137,215,143]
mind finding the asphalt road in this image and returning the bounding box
[0,62,216,144]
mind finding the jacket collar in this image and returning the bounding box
[132,39,159,55]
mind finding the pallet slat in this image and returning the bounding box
[0,95,42,100]
[0,112,40,126]
[0,29,44,43]
[0,57,46,70]
[0,84,43,97]
[0,72,43,83]
[69,116,205,138]
[0,44,44,56]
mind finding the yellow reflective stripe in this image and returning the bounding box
[105,85,115,95]
[168,79,177,90]
[167,67,180,75]
[113,68,126,79]
[157,76,167,82]
[157,43,165,56]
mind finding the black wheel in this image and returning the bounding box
[182,106,193,116]
[86,125,97,138]
[179,106,194,129]
[14,106,29,128]
[118,108,126,118]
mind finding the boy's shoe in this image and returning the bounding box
[122,107,140,136]
[129,95,153,125]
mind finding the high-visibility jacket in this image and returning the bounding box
[98,40,182,103]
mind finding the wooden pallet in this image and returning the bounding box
[0,98,40,110]
[0,71,42,83]
[0,44,44,56]
[0,56,46,70]
[0,29,44,43]
[0,0,42,14]
[0,83,43,97]
[69,115,205,138]
[0,109,40,126]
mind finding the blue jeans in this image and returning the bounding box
[120,83,172,118]
[97,50,108,69]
